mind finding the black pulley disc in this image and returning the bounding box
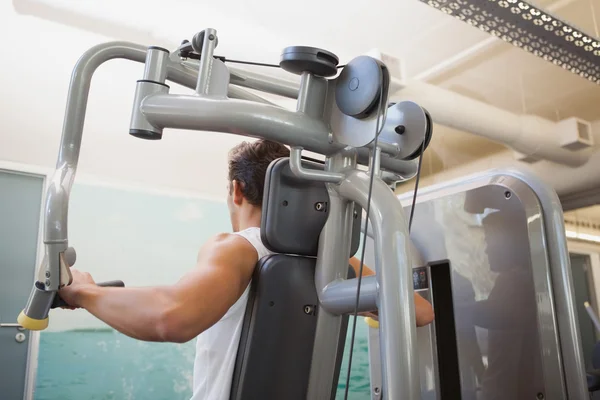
[378,101,432,160]
[279,46,339,77]
[335,56,383,119]
[405,109,433,160]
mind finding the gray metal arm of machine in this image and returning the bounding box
[337,170,420,400]
[19,28,428,400]
[18,38,417,330]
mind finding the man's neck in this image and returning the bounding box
[236,207,262,231]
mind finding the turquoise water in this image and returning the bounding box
[35,320,371,400]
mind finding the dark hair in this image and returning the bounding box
[228,139,290,206]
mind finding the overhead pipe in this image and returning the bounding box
[393,80,593,167]
[410,120,600,208]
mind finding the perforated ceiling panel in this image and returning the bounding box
[421,0,600,84]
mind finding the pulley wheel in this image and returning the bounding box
[191,30,219,53]
[379,102,432,160]
[280,46,339,77]
[335,56,383,119]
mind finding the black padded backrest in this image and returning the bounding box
[230,255,355,400]
[231,157,360,400]
[230,255,318,400]
[261,157,362,257]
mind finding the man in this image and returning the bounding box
[59,139,434,400]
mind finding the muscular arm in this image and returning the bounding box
[348,257,435,327]
[59,234,258,343]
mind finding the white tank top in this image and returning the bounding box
[191,227,272,400]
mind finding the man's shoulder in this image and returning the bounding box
[206,232,256,250]
[197,232,259,263]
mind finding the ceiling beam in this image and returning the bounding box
[413,0,582,82]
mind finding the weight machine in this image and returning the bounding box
[16,28,591,399]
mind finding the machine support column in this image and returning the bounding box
[337,170,421,400]
[307,150,357,399]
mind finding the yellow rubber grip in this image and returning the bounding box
[364,316,380,329]
[17,310,49,331]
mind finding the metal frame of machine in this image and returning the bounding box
[18,28,433,399]
[15,26,591,400]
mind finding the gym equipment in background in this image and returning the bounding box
[18,28,431,400]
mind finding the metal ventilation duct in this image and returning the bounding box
[420,0,600,84]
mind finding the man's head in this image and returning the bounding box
[227,139,290,231]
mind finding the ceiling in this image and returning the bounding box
[428,0,600,121]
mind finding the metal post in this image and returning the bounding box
[19,42,150,330]
[195,29,218,95]
[320,276,378,314]
[336,170,420,400]
[143,46,169,82]
[290,147,343,183]
[130,47,170,139]
[356,147,418,181]
[369,146,382,177]
[366,318,383,400]
[297,72,327,119]
[307,149,357,400]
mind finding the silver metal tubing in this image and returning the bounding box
[320,276,378,315]
[45,41,416,251]
[140,93,346,155]
[229,66,300,99]
[169,59,258,102]
[141,51,416,178]
[138,91,417,177]
[166,60,200,90]
[143,47,169,82]
[380,171,403,188]
[22,282,55,319]
[46,41,148,247]
[196,28,218,95]
[366,139,400,158]
[0,323,24,329]
[336,170,420,400]
[367,320,383,400]
[361,215,375,240]
[289,147,344,183]
[227,86,278,105]
[356,148,418,182]
[307,149,357,399]
[297,72,327,119]
[369,146,382,177]
[176,60,282,106]
[43,42,148,298]
[129,80,169,136]
[499,168,588,399]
